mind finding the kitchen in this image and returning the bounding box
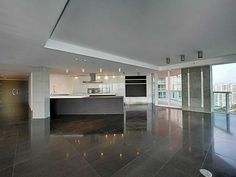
[50,73,152,116]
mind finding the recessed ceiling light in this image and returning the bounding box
[74,76,79,80]
[66,69,69,73]
[99,68,103,73]
[82,68,85,73]
[105,76,108,80]
[118,68,121,72]
[97,75,101,80]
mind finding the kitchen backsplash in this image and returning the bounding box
[50,74,125,96]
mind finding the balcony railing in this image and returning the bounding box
[213,91,231,114]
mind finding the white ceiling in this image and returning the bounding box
[50,0,236,66]
[0,0,155,78]
[0,0,236,78]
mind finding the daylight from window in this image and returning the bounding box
[213,63,236,113]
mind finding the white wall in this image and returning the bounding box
[50,74,152,104]
[71,75,125,96]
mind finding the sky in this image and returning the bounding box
[212,63,236,85]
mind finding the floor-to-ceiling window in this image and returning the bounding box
[170,70,182,107]
[213,63,236,114]
[157,71,168,106]
[157,69,182,107]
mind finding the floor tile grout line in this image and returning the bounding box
[110,149,149,177]
[11,128,19,177]
[63,136,102,177]
[152,147,182,177]
[103,138,156,177]
[12,132,97,167]
[200,141,213,169]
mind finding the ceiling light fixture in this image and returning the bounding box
[197,51,203,59]
[82,68,85,73]
[105,76,108,80]
[112,75,115,79]
[99,68,103,73]
[180,55,185,61]
[118,68,121,72]
[74,76,79,80]
[166,57,170,64]
[97,75,101,80]
[66,69,69,73]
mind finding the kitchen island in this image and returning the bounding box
[50,94,124,116]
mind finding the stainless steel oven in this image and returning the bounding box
[87,88,101,94]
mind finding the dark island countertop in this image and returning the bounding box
[50,95,124,116]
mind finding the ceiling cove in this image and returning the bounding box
[45,0,236,70]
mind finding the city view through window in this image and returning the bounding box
[213,63,236,113]
[157,69,182,107]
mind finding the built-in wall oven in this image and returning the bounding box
[87,88,101,94]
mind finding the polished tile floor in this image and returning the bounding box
[0,105,236,177]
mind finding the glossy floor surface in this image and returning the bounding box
[1,105,236,177]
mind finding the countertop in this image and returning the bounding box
[50,93,117,99]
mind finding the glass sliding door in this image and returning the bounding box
[156,69,182,108]
[170,70,182,107]
[157,71,168,106]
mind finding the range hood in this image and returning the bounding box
[83,73,103,83]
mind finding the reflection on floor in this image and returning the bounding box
[50,115,124,135]
[1,105,236,177]
[0,103,29,125]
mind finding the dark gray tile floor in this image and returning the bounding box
[0,105,236,177]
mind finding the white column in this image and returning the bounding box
[30,67,50,119]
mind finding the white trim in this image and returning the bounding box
[187,69,190,107]
[201,67,204,108]
[45,39,158,70]
[45,40,236,72]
